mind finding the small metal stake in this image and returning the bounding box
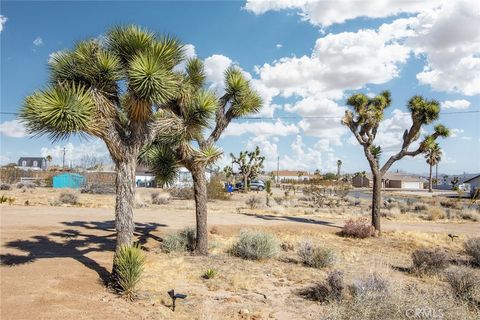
[168,289,187,312]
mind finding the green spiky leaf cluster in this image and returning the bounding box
[115,243,145,300]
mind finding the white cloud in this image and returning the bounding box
[441,99,471,110]
[40,140,110,166]
[174,44,197,72]
[245,0,442,27]
[33,36,43,46]
[224,119,299,137]
[276,43,283,48]
[281,135,337,172]
[257,28,410,98]
[0,15,7,33]
[204,54,233,91]
[375,109,413,152]
[0,119,28,138]
[48,51,64,63]
[450,128,464,138]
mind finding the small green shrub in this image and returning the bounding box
[341,217,375,239]
[297,239,335,268]
[162,227,196,252]
[115,243,145,300]
[207,175,229,200]
[231,230,279,260]
[58,192,79,205]
[245,196,262,209]
[203,268,217,279]
[464,237,480,266]
[0,183,11,190]
[445,267,479,302]
[411,248,449,274]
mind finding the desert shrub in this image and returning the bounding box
[273,196,284,205]
[300,270,345,302]
[162,227,196,252]
[414,203,428,212]
[445,267,480,302]
[297,239,335,268]
[382,207,401,218]
[230,230,279,260]
[459,209,480,222]
[341,217,375,239]
[440,200,462,210]
[16,181,36,189]
[169,187,194,200]
[424,207,446,220]
[411,248,449,274]
[81,184,115,194]
[150,192,170,205]
[203,268,217,279]
[245,196,262,209]
[0,195,15,205]
[464,237,480,266]
[207,175,229,200]
[0,183,11,190]
[351,273,390,297]
[58,192,79,205]
[115,243,145,300]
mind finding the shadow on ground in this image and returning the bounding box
[0,220,166,283]
[239,212,342,229]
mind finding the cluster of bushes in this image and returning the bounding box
[50,191,79,206]
[150,192,170,205]
[168,187,194,200]
[0,195,15,205]
[245,196,262,209]
[0,183,12,190]
[16,181,36,189]
[80,184,115,194]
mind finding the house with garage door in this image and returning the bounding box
[352,172,425,189]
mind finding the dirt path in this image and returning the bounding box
[1,205,479,319]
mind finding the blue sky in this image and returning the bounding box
[1,0,479,175]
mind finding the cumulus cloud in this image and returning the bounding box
[224,119,299,137]
[33,36,43,46]
[174,43,197,72]
[245,0,442,27]
[204,54,233,91]
[0,119,28,138]
[276,43,283,48]
[441,99,471,109]
[374,109,414,152]
[40,140,110,166]
[0,15,7,32]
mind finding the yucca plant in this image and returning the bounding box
[141,60,262,255]
[342,92,449,233]
[203,268,217,279]
[115,243,146,300]
[20,25,187,284]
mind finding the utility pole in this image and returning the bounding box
[62,147,66,170]
[276,156,279,184]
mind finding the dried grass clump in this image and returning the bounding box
[411,248,449,274]
[440,200,462,210]
[445,267,480,302]
[414,203,428,212]
[81,184,115,194]
[424,207,445,221]
[245,196,262,209]
[230,230,279,260]
[464,237,480,266]
[341,217,375,239]
[169,187,194,200]
[300,270,345,302]
[459,209,480,222]
[16,181,36,189]
[162,227,196,252]
[351,273,390,297]
[0,183,11,190]
[297,239,335,269]
[58,192,79,205]
[150,192,170,205]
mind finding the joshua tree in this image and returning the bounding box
[424,142,442,192]
[231,146,265,192]
[451,176,460,190]
[336,160,343,177]
[343,91,449,233]
[45,155,52,169]
[20,25,187,281]
[141,62,262,255]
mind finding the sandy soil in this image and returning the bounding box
[1,189,479,319]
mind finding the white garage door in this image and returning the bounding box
[403,182,420,189]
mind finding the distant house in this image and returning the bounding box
[135,164,157,188]
[464,174,480,197]
[135,165,214,188]
[352,172,425,189]
[273,170,311,182]
[17,157,47,170]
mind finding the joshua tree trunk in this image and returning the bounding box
[428,164,433,192]
[191,165,208,255]
[371,171,382,233]
[244,174,249,193]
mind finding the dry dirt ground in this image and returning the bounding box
[1,188,479,319]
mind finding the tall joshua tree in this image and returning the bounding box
[336,160,343,177]
[425,143,442,192]
[343,91,449,233]
[20,26,186,279]
[141,61,262,255]
[231,146,265,192]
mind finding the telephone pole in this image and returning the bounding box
[62,147,66,170]
[276,156,279,184]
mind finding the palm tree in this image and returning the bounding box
[336,160,342,177]
[343,92,449,233]
[141,62,261,255]
[45,155,52,169]
[20,25,186,282]
[424,143,442,192]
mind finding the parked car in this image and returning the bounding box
[235,180,265,191]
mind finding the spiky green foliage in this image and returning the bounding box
[115,243,145,300]
[425,143,442,167]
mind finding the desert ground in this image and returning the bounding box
[1,186,479,319]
